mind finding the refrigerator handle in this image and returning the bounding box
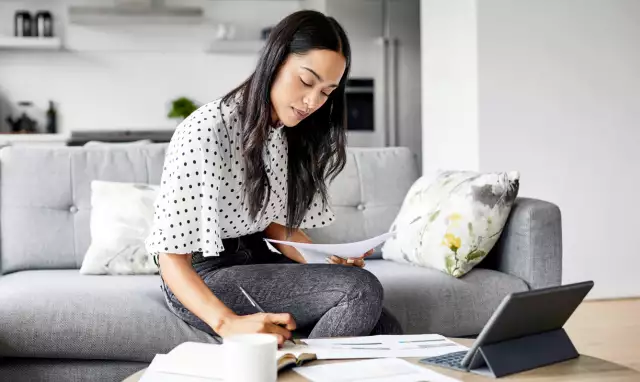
[389,37,399,147]
[376,36,390,147]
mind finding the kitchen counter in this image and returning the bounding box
[0,133,71,146]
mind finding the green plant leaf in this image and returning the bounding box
[466,250,486,262]
[445,255,455,275]
[168,97,198,119]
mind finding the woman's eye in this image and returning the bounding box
[321,91,330,97]
[300,78,312,87]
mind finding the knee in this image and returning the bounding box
[343,267,384,308]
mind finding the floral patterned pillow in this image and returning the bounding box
[381,170,520,277]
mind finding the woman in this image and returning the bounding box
[145,10,402,345]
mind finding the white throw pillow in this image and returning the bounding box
[80,180,160,275]
[381,170,520,277]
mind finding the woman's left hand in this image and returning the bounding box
[326,249,374,268]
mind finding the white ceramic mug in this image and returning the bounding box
[222,334,277,382]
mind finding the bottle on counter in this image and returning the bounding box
[46,101,57,134]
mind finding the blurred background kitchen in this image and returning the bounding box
[0,0,422,162]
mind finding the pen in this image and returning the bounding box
[237,284,296,346]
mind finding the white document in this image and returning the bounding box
[265,231,397,259]
[300,334,468,359]
[140,354,221,382]
[293,358,460,382]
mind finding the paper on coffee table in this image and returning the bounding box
[293,358,461,382]
[300,334,468,359]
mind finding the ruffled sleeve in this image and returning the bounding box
[145,106,225,257]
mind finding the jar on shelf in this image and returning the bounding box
[14,10,32,37]
[34,11,54,37]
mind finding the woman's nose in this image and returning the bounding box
[304,93,321,111]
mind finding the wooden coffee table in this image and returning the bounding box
[123,338,640,381]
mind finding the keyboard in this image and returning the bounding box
[420,350,469,371]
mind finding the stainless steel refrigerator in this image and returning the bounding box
[313,0,422,169]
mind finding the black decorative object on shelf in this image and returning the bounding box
[14,10,55,38]
[34,11,54,37]
[14,10,32,37]
[6,101,38,133]
[46,101,57,134]
[260,26,274,40]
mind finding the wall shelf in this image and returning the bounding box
[0,37,63,51]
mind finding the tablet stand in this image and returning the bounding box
[468,328,579,378]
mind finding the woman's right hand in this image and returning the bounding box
[216,313,297,345]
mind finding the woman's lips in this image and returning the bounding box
[292,107,309,120]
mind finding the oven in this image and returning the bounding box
[345,78,374,132]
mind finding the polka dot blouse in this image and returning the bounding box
[145,97,336,257]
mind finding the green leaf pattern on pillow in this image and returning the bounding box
[382,170,520,277]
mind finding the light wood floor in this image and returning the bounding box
[564,298,640,371]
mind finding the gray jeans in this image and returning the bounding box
[160,231,402,340]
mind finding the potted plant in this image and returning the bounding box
[168,97,198,123]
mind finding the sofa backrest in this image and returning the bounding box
[0,145,418,273]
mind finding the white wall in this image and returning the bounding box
[478,0,640,299]
[421,0,640,299]
[420,0,478,176]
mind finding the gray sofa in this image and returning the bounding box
[0,144,562,382]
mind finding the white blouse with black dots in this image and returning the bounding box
[145,97,335,257]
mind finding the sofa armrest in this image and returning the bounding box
[483,198,562,289]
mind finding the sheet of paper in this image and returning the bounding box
[265,231,397,259]
[141,354,222,381]
[293,358,460,382]
[140,370,215,382]
[300,334,469,359]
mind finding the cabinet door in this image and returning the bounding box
[325,0,383,41]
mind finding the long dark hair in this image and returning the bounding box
[222,10,351,235]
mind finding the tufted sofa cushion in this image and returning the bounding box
[305,148,419,246]
[0,145,418,273]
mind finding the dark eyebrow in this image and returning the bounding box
[302,66,339,88]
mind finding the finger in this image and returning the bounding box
[356,249,374,259]
[329,256,346,265]
[349,250,372,260]
[354,259,365,267]
[266,323,292,341]
[266,313,297,330]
